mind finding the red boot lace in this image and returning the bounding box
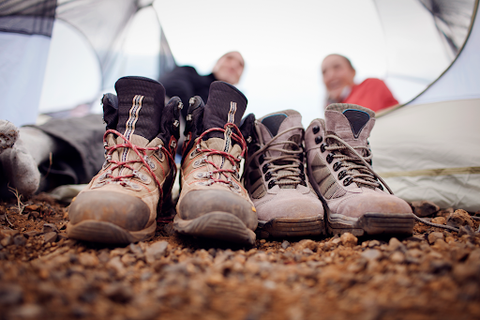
[102,129,176,199]
[193,123,247,187]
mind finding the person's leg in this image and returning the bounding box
[0,121,57,197]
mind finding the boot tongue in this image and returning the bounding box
[114,76,166,142]
[258,110,304,189]
[325,103,375,148]
[259,110,303,157]
[202,81,248,140]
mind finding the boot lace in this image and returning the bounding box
[101,129,176,199]
[247,126,306,189]
[323,133,463,233]
[193,123,247,189]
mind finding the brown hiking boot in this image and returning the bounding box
[305,103,414,236]
[67,76,181,244]
[174,81,257,245]
[243,110,325,238]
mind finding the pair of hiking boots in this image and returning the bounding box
[67,76,414,245]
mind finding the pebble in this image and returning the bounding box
[447,209,475,228]
[428,232,444,245]
[42,223,58,233]
[145,241,168,264]
[361,249,382,261]
[281,240,290,249]
[43,232,58,244]
[411,200,440,217]
[390,251,405,264]
[13,234,27,246]
[388,237,406,252]
[340,233,358,247]
[78,252,99,267]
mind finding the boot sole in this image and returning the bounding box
[66,220,156,244]
[257,216,325,238]
[327,212,414,237]
[173,212,256,246]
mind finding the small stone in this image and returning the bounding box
[121,254,137,266]
[294,239,317,251]
[43,232,57,244]
[361,249,382,261]
[428,232,444,245]
[411,200,440,217]
[281,240,290,249]
[42,223,58,234]
[97,250,110,263]
[390,251,405,264]
[0,236,12,247]
[340,233,358,247]
[347,258,367,273]
[145,241,168,264]
[452,264,480,283]
[107,256,126,276]
[367,240,381,248]
[78,252,99,267]
[447,209,475,228]
[13,234,27,246]
[388,237,406,252]
[431,216,446,225]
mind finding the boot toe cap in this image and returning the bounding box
[68,191,151,231]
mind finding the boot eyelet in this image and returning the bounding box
[156,149,165,162]
[343,177,353,186]
[190,149,199,158]
[320,143,327,153]
[326,153,334,164]
[312,126,320,134]
[265,172,272,181]
[333,162,342,172]
[268,180,276,189]
[259,154,265,164]
[262,163,270,174]
[315,136,323,144]
[338,170,347,180]
[193,156,207,168]
[144,156,156,169]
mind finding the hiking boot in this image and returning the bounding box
[174,81,257,245]
[67,76,181,244]
[243,110,325,238]
[305,103,414,236]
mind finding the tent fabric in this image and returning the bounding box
[0,0,56,127]
[371,0,480,211]
[0,0,176,125]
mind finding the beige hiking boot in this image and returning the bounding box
[243,110,325,238]
[305,103,414,236]
[174,81,257,246]
[67,76,181,244]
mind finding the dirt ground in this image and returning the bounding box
[1,193,480,320]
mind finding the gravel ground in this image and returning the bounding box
[1,194,480,320]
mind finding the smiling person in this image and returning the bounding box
[321,54,399,112]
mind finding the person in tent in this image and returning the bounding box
[321,54,399,112]
[0,51,245,199]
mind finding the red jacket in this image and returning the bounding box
[341,78,398,112]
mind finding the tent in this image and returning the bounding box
[370,0,480,212]
[0,0,175,127]
[1,0,478,211]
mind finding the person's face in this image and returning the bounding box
[212,52,245,85]
[321,55,356,101]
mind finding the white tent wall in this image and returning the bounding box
[0,32,51,127]
[370,2,480,211]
